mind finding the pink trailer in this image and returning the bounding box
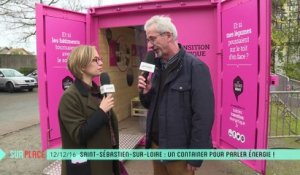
[36,0,271,174]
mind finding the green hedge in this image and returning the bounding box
[18,67,36,76]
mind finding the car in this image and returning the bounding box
[0,68,37,92]
[27,70,38,82]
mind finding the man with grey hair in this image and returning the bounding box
[138,15,215,175]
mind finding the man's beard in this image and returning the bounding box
[155,49,163,58]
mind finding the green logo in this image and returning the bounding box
[0,149,6,160]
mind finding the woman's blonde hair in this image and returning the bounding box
[67,45,96,79]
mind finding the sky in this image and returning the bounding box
[0,0,145,54]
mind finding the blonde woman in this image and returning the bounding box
[58,45,120,175]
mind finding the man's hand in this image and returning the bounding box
[138,73,152,94]
[187,164,198,172]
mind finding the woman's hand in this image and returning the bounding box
[99,94,114,113]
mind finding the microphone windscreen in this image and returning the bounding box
[145,51,155,64]
[100,72,111,85]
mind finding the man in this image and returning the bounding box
[138,15,215,175]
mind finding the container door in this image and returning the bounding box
[36,4,88,150]
[218,0,271,174]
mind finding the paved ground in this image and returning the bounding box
[2,117,299,175]
[0,118,257,175]
[0,89,299,175]
[0,89,39,135]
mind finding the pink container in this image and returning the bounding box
[36,0,271,174]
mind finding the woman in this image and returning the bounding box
[58,45,120,175]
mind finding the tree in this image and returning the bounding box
[272,0,300,80]
[0,0,85,42]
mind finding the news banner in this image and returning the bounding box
[1,149,299,161]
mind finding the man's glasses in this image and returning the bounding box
[146,32,167,44]
[91,56,103,64]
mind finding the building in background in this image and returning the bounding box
[0,47,36,71]
[0,47,33,55]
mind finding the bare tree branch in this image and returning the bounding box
[21,31,36,42]
[0,0,86,44]
[22,3,36,10]
[0,0,11,6]
[63,0,86,11]
[6,20,35,27]
[48,0,59,6]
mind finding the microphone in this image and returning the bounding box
[100,72,115,96]
[99,72,117,146]
[139,51,156,80]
